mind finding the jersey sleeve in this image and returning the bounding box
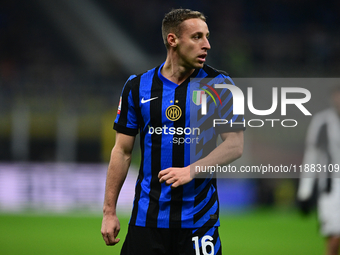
[113,75,139,136]
[215,75,246,134]
[297,112,327,200]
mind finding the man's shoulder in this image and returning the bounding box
[125,66,159,87]
[308,108,335,130]
[313,108,334,120]
[202,64,230,78]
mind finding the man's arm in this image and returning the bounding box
[159,130,244,188]
[101,132,135,246]
[297,115,323,215]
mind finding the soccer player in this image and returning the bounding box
[297,86,340,255]
[101,8,245,255]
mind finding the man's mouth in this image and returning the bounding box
[198,54,207,62]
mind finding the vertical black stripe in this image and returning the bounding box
[129,75,142,225]
[146,68,163,227]
[169,82,188,228]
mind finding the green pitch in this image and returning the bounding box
[0,210,323,255]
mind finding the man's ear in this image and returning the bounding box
[167,33,178,48]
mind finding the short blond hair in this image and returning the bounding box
[162,8,206,49]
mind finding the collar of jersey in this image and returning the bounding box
[157,62,200,88]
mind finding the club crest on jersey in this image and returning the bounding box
[166,104,182,121]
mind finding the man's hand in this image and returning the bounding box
[158,166,192,188]
[101,214,121,246]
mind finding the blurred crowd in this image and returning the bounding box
[99,0,340,76]
[1,0,339,89]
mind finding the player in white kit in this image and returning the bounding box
[297,86,340,255]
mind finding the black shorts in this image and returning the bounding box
[121,224,221,255]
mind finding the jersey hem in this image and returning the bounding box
[128,221,220,229]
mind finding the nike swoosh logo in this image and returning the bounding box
[141,97,158,104]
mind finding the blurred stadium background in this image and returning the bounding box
[0,0,339,254]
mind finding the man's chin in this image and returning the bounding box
[184,61,204,70]
[194,62,205,69]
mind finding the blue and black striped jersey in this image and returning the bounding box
[114,62,245,228]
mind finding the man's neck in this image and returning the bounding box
[161,55,195,85]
